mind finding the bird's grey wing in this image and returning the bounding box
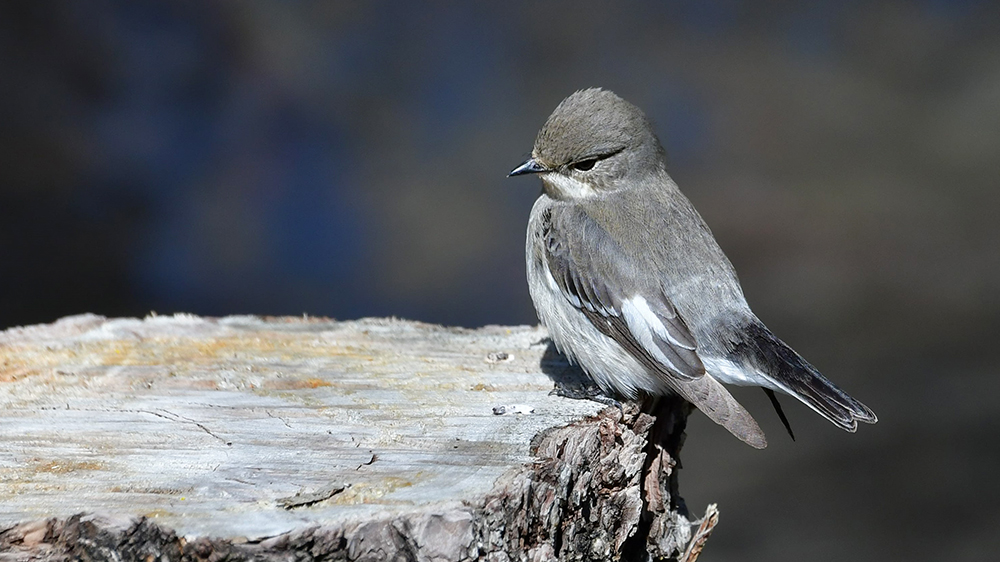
[542,206,767,448]
[541,206,703,380]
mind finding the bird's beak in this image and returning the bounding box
[508,158,549,177]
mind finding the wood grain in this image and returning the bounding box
[0,314,713,561]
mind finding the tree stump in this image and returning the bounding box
[0,314,717,561]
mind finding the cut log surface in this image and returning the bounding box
[0,314,709,561]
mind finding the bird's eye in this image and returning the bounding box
[571,158,598,171]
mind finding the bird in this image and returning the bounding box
[509,88,876,448]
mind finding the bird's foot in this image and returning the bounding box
[550,381,625,415]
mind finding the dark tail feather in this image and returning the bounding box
[741,324,877,432]
[763,388,795,441]
[782,365,877,432]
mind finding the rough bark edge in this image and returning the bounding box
[0,404,712,562]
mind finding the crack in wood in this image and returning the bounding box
[277,483,349,510]
[135,409,232,446]
[264,409,292,429]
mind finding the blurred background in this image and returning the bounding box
[2,1,998,560]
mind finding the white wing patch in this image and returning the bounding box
[622,296,693,348]
[621,296,682,374]
[623,296,666,335]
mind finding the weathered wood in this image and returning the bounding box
[0,314,715,560]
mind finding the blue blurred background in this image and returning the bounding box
[2,1,998,560]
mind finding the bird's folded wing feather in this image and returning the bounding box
[542,207,703,379]
[542,206,767,448]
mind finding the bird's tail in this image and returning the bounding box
[741,324,877,432]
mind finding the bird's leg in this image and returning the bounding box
[541,340,625,413]
[549,374,625,414]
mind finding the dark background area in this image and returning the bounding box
[2,1,998,560]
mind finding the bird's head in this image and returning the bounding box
[509,88,666,200]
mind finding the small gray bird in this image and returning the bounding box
[509,88,876,448]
